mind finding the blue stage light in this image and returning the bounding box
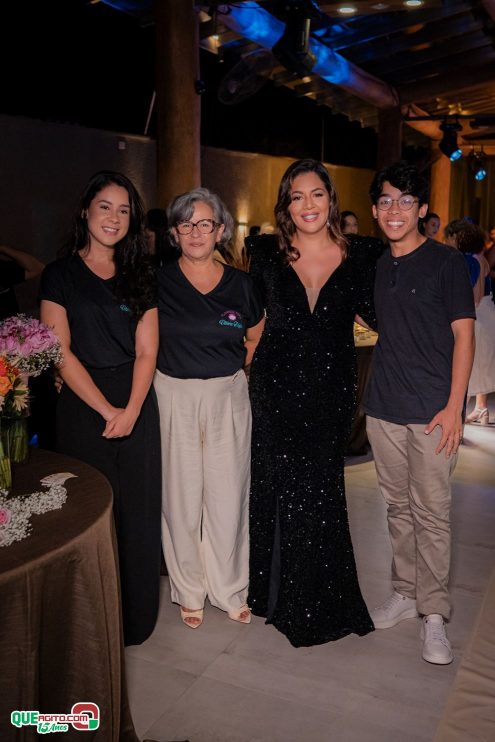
[439,121,462,161]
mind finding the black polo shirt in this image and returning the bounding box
[364,239,475,424]
[157,261,264,379]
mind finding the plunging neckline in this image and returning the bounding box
[289,261,344,314]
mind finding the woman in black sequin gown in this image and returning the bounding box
[247,159,375,647]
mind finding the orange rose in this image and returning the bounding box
[0,376,13,396]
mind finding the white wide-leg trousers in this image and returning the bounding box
[154,369,251,613]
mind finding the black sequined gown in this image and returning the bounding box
[247,234,378,647]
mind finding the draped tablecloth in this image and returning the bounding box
[348,328,378,456]
[0,449,139,741]
[434,560,495,742]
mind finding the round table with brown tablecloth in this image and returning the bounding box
[0,449,139,741]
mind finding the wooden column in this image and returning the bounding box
[429,144,451,239]
[377,107,403,169]
[155,0,201,207]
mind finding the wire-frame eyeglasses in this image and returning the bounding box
[376,196,419,211]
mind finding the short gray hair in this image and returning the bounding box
[167,187,234,245]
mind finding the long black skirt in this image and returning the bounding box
[56,362,162,646]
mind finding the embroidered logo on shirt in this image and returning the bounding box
[219,310,243,329]
[119,304,131,313]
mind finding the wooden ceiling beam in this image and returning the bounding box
[387,46,495,85]
[366,31,488,76]
[348,15,484,65]
[320,2,469,50]
[400,65,495,104]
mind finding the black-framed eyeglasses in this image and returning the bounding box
[176,219,219,235]
[376,196,419,211]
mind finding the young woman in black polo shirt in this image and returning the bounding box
[40,171,161,646]
[154,187,264,629]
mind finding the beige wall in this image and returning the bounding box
[0,115,376,267]
[0,114,156,264]
[201,147,377,243]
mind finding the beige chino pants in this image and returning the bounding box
[366,416,458,620]
[154,369,251,614]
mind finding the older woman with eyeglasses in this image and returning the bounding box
[153,187,265,629]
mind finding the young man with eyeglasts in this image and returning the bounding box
[364,162,475,665]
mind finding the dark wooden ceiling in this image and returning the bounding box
[198,1,495,151]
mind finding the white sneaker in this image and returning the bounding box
[370,591,418,629]
[421,614,454,665]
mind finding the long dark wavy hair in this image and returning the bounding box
[63,171,156,318]
[274,159,348,262]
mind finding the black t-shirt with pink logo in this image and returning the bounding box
[157,260,264,379]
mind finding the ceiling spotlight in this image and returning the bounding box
[338,5,357,14]
[439,121,462,162]
[404,0,424,7]
[470,150,487,181]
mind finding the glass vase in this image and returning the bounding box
[8,416,30,464]
[0,418,12,493]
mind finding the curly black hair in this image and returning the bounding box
[369,161,429,206]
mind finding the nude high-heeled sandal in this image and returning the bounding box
[180,607,204,629]
[466,407,489,425]
[228,605,252,624]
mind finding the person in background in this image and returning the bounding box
[365,162,475,665]
[40,171,162,646]
[0,244,45,319]
[246,158,376,648]
[341,210,359,235]
[444,219,481,285]
[145,208,179,266]
[154,187,265,629]
[484,225,495,307]
[420,212,441,241]
[444,218,468,247]
[448,222,495,425]
[485,226,495,251]
[259,221,275,235]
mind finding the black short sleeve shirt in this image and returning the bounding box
[364,239,476,424]
[157,261,264,379]
[39,255,153,368]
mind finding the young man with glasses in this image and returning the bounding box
[364,161,475,664]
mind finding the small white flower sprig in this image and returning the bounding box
[0,484,67,547]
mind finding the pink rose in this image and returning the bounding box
[28,331,52,352]
[19,340,33,357]
[0,507,11,525]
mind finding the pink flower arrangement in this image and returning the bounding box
[0,506,11,526]
[0,314,63,376]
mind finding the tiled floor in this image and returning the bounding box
[127,401,495,742]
